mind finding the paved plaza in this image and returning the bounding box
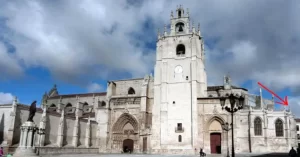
[40,153,290,157]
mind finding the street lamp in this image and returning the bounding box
[221,122,231,157]
[220,93,245,157]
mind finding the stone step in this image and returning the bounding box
[204,154,224,157]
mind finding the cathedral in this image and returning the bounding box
[0,6,297,156]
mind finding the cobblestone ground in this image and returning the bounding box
[42,153,290,157]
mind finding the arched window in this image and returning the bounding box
[178,135,182,142]
[101,101,106,107]
[83,102,89,112]
[66,103,73,113]
[275,119,284,137]
[49,104,56,112]
[175,22,184,33]
[50,104,56,107]
[128,87,135,95]
[254,117,262,136]
[176,44,185,56]
[178,11,182,17]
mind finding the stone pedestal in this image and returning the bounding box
[13,121,39,157]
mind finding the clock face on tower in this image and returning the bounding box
[174,65,183,73]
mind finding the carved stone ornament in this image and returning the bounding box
[41,116,46,123]
[213,105,218,114]
[123,103,130,113]
[10,112,16,116]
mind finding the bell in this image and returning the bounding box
[179,25,183,32]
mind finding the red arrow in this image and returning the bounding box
[257,82,288,106]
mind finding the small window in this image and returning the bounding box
[101,101,106,107]
[186,76,188,80]
[176,44,185,56]
[173,101,175,104]
[178,135,182,142]
[128,87,135,95]
[275,119,284,137]
[178,11,181,17]
[297,125,299,131]
[177,123,182,131]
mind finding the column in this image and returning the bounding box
[19,127,24,147]
[72,116,79,147]
[56,110,65,147]
[85,117,91,148]
[22,128,29,147]
[27,127,33,148]
[38,107,47,146]
[7,96,18,146]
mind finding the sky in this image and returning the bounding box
[0,0,299,117]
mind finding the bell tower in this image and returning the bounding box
[151,5,207,153]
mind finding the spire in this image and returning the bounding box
[42,106,47,116]
[260,88,263,108]
[198,23,201,36]
[186,8,189,17]
[192,21,195,33]
[171,10,173,19]
[164,24,167,36]
[157,28,161,39]
[12,96,17,106]
[48,84,58,97]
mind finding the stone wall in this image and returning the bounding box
[197,98,297,154]
[2,102,98,156]
[112,78,144,96]
[44,112,60,146]
[0,104,12,145]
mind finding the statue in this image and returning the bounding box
[224,75,231,84]
[27,101,37,122]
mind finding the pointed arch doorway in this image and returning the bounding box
[111,113,139,153]
[207,117,224,154]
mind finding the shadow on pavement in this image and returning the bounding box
[251,153,288,157]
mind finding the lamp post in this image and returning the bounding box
[221,122,231,157]
[219,93,245,157]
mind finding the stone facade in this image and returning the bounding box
[0,5,298,156]
[296,118,300,147]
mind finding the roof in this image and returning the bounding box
[295,118,300,122]
[17,104,96,122]
[207,85,248,91]
[47,92,106,99]
[110,77,144,82]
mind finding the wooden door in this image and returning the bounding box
[143,137,147,152]
[210,133,221,154]
[123,139,134,153]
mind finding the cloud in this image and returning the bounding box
[0,0,155,82]
[0,0,299,95]
[0,92,14,104]
[289,96,300,118]
[0,42,23,79]
[87,83,103,92]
